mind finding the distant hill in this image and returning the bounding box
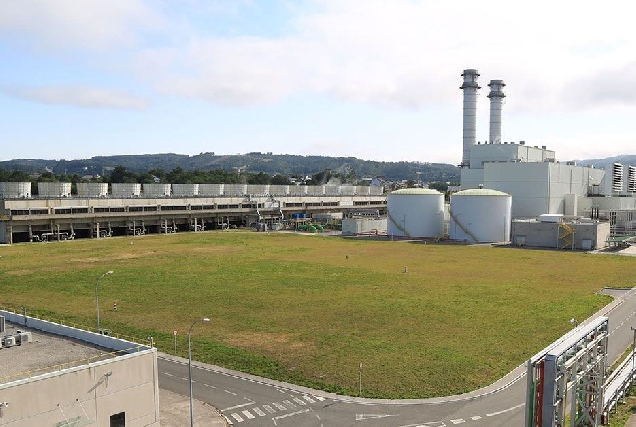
[575,155,636,169]
[0,153,461,183]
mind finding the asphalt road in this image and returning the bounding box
[158,288,636,427]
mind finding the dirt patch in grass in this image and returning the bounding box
[5,269,33,276]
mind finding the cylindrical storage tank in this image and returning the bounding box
[355,186,370,195]
[269,185,289,196]
[248,184,270,196]
[289,185,308,196]
[0,182,32,198]
[199,184,224,196]
[37,182,71,197]
[306,185,325,196]
[111,183,141,197]
[387,189,444,238]
[77,182,109,197]
[449,188,512,243]
[143,183,171,197]
[172,183,199,197]
[224,184,247,196]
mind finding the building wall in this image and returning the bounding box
[511,220,609,250]
[468,144,555,169]
[342,218,387,235]
[0,352,159,427]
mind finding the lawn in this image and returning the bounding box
[1,231,634,398]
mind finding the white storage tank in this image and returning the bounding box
[269,185,290,196]
[449,188,512,243]
[199,184,224,196]
[77,182,108,197]
[37,182,71,197]
[143,183,171,197]
[172,183,199,197]
[111,183,141,197]
[224,184,247,196]
[0,182,32,198]
[387,188,444,238]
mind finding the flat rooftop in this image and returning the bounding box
[0,321,117,384]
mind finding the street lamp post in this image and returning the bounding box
[95,270,113,332]
[570,318,578,328]
[188,317,210,427]
[631,326,636,374]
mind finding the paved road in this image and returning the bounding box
[158,288,636,427]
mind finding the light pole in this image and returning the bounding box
[188,317,210,427]
[95,270,113,332]
[570,318,578,327]
[631,326,636,374]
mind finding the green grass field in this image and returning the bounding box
[1,231,635,398]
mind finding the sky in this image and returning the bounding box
[2,0,636,164]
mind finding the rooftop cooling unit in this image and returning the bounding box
[612,163,624,193]
[14,331,32,345]
[2,336,16,348]
[628,165,636,193]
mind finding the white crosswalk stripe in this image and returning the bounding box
[282,400,296,409]
[231,413,244,423]
[273,402,286,411]
[302,395,315,403]
[451,419,465,424]
[242,410,255,419]
[315,396,325,401]
[253,407,266,416]
[471,416,482,420]
[263,405,276,414]
[293,397,306,405]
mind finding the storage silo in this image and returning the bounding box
[449,188,512,243]
[172,184,199,197]
[0,182,32,198]
[38,182,71,197]
[77,182,109,197]
[111,183,141,197]
[143,183,171,197]
[387,188,444,238]
[199,184,224,196]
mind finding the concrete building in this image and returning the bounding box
[511,218,610,250]
[0,310,159,427]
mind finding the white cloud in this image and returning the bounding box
[0,0,164,51]
[5,86,151,110]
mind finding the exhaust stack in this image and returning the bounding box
[460,69,480,167]
[487,79,506,144]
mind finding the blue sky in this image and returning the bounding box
[2,0,635,164]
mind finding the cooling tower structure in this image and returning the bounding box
[612,163,624,194]
[387,188,445,238]
[460,69,480,167]
[487,79,506,144]
[628,166,636,193]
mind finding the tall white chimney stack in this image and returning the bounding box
[487,79,506,144]
[460,69,480,167]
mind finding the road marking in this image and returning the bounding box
[222,401,254,412]
[356,414,397,421]
[273,402,287,411]
[486,403,525,417]
[283,400,296,408]
[272,409,311,425]
[253,407,266,416]
[471,416,482,420]
[242,410,255,419]
[231,413,244,423]
[450,419,465,424]
[163,372,174,377]
[315,396,325,401]
[303,395,315,403]
[224,390,237,396]
[263,405,276,414]
[293,397,307,405]
[181,377,189,381]
[203,383,215,388]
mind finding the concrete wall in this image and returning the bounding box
[0,351,159,427]
[342,218,387,235]
[0,311,159,427]
[511,220,609,250]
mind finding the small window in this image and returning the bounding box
[110,412,125,427]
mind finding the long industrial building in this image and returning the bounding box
[0,184,386,244]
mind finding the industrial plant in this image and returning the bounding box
[1,69,636,250]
